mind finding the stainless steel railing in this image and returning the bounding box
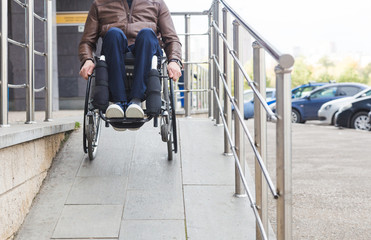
[171,12,211,116]
[209,0,294,239]
[0,0,53,126]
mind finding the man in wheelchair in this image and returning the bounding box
[78,0,182,120]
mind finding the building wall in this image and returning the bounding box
[57,0,93,109]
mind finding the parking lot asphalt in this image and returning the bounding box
[245,120,371,240]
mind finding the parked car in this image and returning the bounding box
[368,110,371,126]
[291,82,328,99]
[291,83,368,123]
[335,96,371,131]
[244,83,326,120]
[242,88,276,119]
[318,87,371,125]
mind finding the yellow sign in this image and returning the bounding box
[56,12,88,25]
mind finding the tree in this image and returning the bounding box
[291,57,314,86]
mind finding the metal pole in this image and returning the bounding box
[223,8,231,155]
[184,14,191,117]
[276,65,293,240]
[26,0,35,123]
[212,0,221,124]
[1,0,9,127]
[44,0,53,121]
[233,20,245,196]
[253,41,268,240]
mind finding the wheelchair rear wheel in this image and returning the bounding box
[83,75,102,160]
[161,77,178,160]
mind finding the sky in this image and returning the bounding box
[166,0,371,59]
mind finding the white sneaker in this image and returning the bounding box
[126,104,144,119]
[106,104,125,118]
[106,104,126,131]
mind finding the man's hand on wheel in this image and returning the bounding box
[79,60,95,80]
[167,61,182,81]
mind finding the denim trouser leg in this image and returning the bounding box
[130,28,162,100]
[102,27,128,103]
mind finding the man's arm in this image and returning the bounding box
[79,3,99,79]
[157,0,182,80]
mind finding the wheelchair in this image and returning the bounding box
[83,52,178,161]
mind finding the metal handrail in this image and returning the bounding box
[212,54,278,198]
[1,0,53,126]
[212,21,277,122]
[219,0,294,69]
[210,1,294,239]
[34,13,47,22]
[212,86,269,240]
[171,11,209,16]
[12,0,27,8]
[8,38,27,48]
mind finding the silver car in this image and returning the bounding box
[318,87,371,125]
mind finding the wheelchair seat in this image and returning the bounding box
[124,51,136,65]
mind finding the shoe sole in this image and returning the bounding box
[106,104,126,131]
[126,104,144,119]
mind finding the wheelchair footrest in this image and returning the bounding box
[110,121,145,129]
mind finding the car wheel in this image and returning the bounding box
[331,111,338,125]
[351,111,371,130]
[291,109,302,123]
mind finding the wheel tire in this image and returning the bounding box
[167,131,173,161]
[161,123,169,142]
[87,111,101,160]
[351,111,370,130]
[291,109,301,123]
[331,111,338,125]
[169,79,178,154]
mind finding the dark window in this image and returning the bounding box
[337,86,362,96]
[311,87,337,99]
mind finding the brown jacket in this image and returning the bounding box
[79,0,182,65]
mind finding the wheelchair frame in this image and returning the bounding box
[83,54,178,161]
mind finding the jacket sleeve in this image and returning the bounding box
[78,2,100,67]
[157,1,182,61]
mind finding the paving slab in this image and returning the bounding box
[52,205,123,239]
[179,118,256,240]
[119,220,186,240]
[66,176,128,205]
[179,118,235,185]
[77,128,136,177]
[184,185,255,240]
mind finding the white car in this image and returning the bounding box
[318,87,371,124]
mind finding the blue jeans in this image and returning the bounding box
[101,27,162,103]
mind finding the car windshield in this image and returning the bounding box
[292,86,316,98]
[356,89,371,98]
[311,87,337,99]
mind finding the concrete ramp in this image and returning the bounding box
[15,118,256,239]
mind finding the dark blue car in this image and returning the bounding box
[291,83,368,123]
[291,82,327,99]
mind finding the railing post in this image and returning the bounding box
[253,41,268,240]
[233,20,245,196]
[222,8,231,155]
[26,0,35,123]
[45,0,53,121]
[184,14,191,117]
[275,65,293,240]
[212,0,222,124]
[1,0,9,127]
